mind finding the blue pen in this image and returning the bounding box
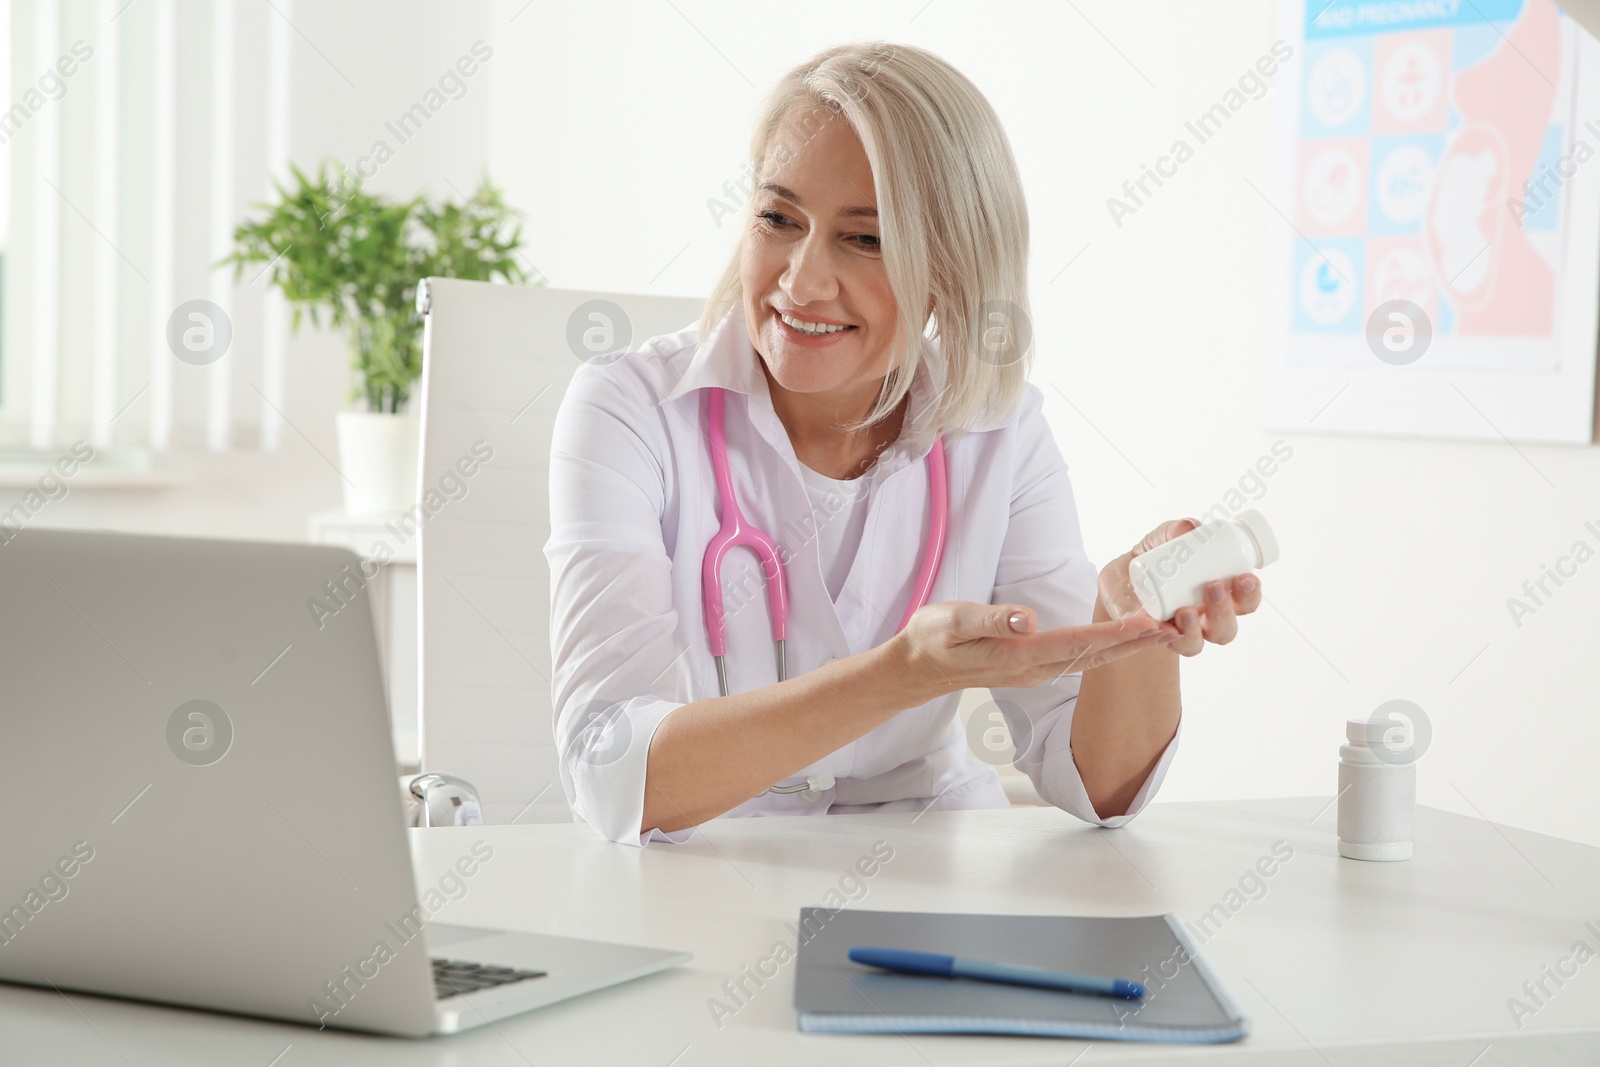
[848,947,1146,999]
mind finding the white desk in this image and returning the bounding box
[4,799,1598,1064]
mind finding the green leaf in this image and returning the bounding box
[225,160,535,412]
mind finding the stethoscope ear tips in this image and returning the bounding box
[764,773,835,800]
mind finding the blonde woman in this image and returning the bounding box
[546,42,1261,846]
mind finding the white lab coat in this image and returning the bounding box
[544,303,1181,846]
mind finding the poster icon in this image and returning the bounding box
[1308,48,1367,128]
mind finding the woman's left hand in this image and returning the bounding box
[1097,519,1264,657]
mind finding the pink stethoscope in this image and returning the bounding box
[701,386,949,701]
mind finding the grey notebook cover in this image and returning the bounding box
[793,908,1249,1043]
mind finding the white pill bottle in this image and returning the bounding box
[1128,510,1279,621]
[1337,706,1425,861]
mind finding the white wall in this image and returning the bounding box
[486,0,1600,848]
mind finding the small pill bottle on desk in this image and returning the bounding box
[1337,717,1417,861]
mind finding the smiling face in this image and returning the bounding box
[740,103,900,403]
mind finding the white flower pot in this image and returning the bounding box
[335,410,420,515]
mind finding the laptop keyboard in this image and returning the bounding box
[432,958,548,999]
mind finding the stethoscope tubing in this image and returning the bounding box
[700,386,947,700]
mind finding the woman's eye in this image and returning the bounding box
[756,210,879,252]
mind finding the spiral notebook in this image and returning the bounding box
[793,908,1249,1044]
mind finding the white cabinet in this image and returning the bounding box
[307,509,419,771]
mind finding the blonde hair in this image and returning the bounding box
[698,42,1032,448]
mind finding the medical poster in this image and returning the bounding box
[1262,0,1600,443]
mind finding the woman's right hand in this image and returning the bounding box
[883,601,1177,702]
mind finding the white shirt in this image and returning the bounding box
[796,461,871,602]
[544,302,1182,846]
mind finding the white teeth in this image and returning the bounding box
[779,312,850,335]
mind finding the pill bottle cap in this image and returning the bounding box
[1346,717,1393,744]
[1233,510,1279,567]
[1346,715,1423,746]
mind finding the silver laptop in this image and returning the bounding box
[0,528,688,1037]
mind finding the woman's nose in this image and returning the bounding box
[780,235,839,305]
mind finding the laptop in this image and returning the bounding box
[0,528,689,1037]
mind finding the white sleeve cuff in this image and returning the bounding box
[561,696,697,847]
[1038,716,1184,828]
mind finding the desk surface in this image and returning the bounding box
[3,798,1598,1065]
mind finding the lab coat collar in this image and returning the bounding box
[661,302,999,471]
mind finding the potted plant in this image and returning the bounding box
[227,163,533,513]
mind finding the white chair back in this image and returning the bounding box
[414,279,703,824]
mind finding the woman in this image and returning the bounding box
[546,42,1261,846]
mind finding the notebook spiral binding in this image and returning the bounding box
[1164,915,1251,1038]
